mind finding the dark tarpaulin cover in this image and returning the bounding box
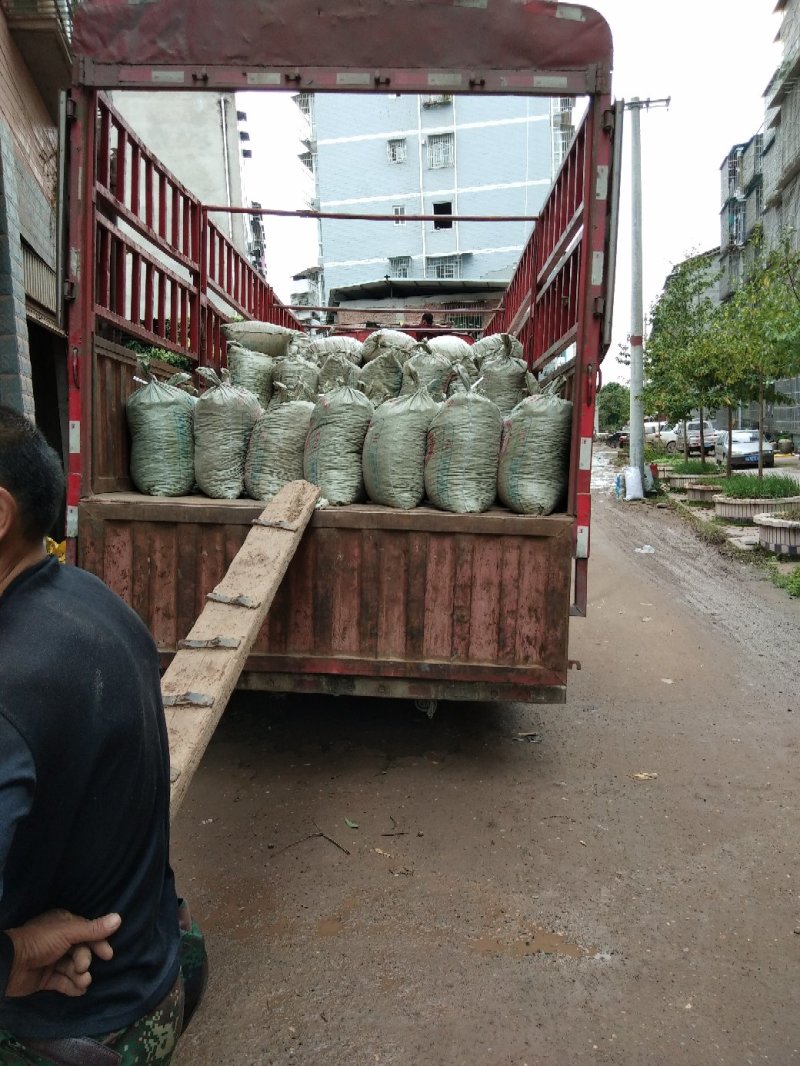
[72,0,612,77]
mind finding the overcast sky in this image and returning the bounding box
[242,1,783,378]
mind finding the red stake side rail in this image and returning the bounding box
[65,90,301,546]
[483,99,620,613]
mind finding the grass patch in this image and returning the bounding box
[720,474,800,500]
[667,459,717,475]
[769,560,800,597]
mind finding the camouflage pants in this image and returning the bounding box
[0,920,206,1066]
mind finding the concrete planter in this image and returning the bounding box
[753,511,800,556]
[712,494,800,522]
[685,483,722,503]
[667,474,703,490]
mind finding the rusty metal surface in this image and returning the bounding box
[78,505,572,696]
[72,1,612,93]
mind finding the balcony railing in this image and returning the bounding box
[1,0,73,38]
[1,0,73,120]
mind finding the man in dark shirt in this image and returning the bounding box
[0,405,201,1063]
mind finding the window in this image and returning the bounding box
[389,256,411,278]
[393,205,406,226]
[299,151,315,174]
[422,94,453,108]
[387,138,407,163]
[426,255,459,280]
[432,201,452,230]
[427,132,454,169]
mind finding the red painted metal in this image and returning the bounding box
[72,1,612,96]
[204,205,539,224]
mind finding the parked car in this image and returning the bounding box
[674,420,716,456]
[715,430,776,469]
[607,425,629,448]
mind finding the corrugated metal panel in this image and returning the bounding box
[23,242,58,313]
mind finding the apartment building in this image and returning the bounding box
[712,0,800,436]
[296,91,572,304]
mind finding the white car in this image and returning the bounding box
[715,430,776,469]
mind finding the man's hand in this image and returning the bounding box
[4,910,121,997]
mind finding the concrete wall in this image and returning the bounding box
[310,94,553,294]
[110,91,249,254]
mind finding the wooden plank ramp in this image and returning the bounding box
[164,480,319,815]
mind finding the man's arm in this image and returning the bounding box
[0,714,36,995]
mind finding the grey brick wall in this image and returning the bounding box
[0,118,35,418]
[15,139,56,270]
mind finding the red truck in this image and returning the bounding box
[66,0,620,708]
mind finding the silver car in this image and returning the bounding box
[715,430,776,469]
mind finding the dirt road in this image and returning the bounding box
[172,470,799,1066]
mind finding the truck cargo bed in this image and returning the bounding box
[79,494,572,703]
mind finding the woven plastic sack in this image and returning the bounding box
[126,360,195,496]
[166,372,199,402]
[362,370,439,509]
[497,388,573,515]
[193,367,262,499]
[424,374,503,513]
[304,385,374,505]
[446,353,479,396]
[424,377,503,513]
[318,352,362,394]
[272,352,319,402]
[475,346,530,415]
[428,335,472,364]
[362,328,416,364]
[400,343,453,402]
[359,350,403,406]
[286,333,317,363]
[221,319,302,358]
[471,332,524,368]
[226,343,274,407]
[244,391,315,502]
[311,335,364,366]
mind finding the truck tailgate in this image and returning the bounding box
[79,495,572,703]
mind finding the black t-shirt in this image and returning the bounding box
[0,557,180,1039]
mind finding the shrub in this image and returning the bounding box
[770,562,800,598]
[721,474,800,499]
[668,459,714,475]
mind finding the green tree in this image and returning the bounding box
[714,237,800,475]
[644,252,721,465]
[597,382,630,432]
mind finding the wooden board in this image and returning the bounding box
[163,480,319,815]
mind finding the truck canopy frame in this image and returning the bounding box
[67,1,618,696]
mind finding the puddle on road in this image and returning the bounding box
[591,448,618,495]
[471,925,592,959]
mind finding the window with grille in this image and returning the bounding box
[447,309,483,330]
[433,201,452,230]
[389,256,412,278]
[387,138,407,163]
[295,93,313,119]
[426,255,459,280]
[427,132,454,169]
[393,205,406,226]
[299,151,315,173]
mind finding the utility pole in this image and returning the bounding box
[627,96,670,490]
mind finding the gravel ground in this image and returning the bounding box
[171,456,800,1066]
